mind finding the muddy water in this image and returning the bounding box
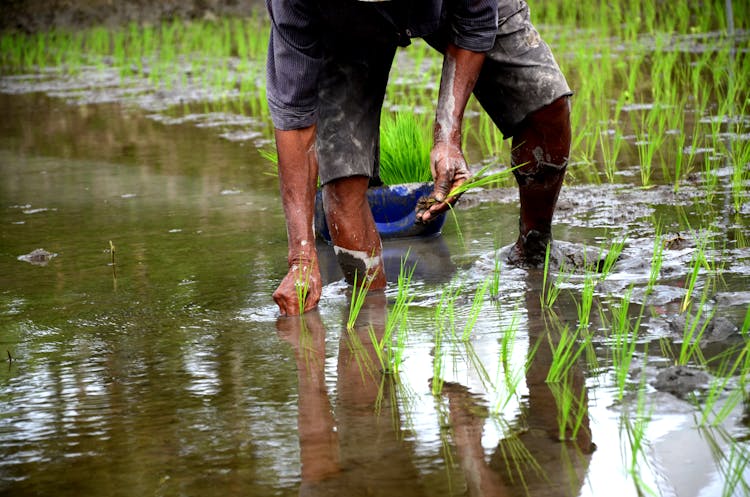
[2,71,750,497]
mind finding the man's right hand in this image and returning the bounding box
[273,255,322,316]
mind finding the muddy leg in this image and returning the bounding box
[509,96,571,266]
[322,175,386,289]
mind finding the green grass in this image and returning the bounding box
[379,112,433,185]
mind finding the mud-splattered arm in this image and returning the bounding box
[417,44,485,223]
[272,126,322,316]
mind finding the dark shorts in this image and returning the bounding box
[316,0,572,186]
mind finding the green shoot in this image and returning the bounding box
[489,245,502,301]
[295,262,313,316]
[432,324,446,396]
[611,287,644,400]
[495,309,523,412]
[681,232,710,313]
[677,287,715,366]
[379,112,432,185]
[541,244,569,309]
[546,324,591,383]
[461,279,489,341]
[646,223,665,297]
[598,236,626,281]
[445,163,522,200]
[699,341,749,426]
[347,270,375,330]
[387,254,417,374]
[575,274,597,333]
[549,380,589,442]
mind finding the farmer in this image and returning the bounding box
[266,0,572,315]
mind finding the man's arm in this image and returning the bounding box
[266,0,324,315]
[417,44,485,223]
[272,126,322,316]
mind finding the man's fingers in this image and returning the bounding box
[432,177,452,203]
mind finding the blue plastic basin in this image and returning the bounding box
[314,182,446,243]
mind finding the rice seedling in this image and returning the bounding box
[494,310,524,412]
[549,380,589,443]
[545,324,592,384]
[620,379,656,497]
[728,127,750,214]
[677,288,715,366]
[432,324,446,396]
[379,112,432,185]
[698,342,748,427]
[295,262,313,316]
[488,244,502,301]
[699,423,750,497]
[368,253,416,375]
[387,255,416,374]
[541,244,569,309]
[610,287,644,400]
[681,231,711,313]
[445,163,522,200]
[347,269,376,330]
[575,273,597,333]
[597,236,626,282]
[461,279,489,341]
[490,416,547,492]
[741,304,750,337]
[645,224,665,297]
[633,109,668,188]
[600,126,625,184]
[436,283,462,339]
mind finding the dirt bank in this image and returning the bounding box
[1,0,263,32]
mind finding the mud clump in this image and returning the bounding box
[18,248,57,266]
[652,365,711,398]
[669,314,739,343]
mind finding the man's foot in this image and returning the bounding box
[507,229,551,267]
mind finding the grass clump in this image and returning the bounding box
[379,112,432,185]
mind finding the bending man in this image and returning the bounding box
[265,0,572,315]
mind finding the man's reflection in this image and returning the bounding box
[278,271,595,496]
[438,270,595,496]
[277,292,426,496]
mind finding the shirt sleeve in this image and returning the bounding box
[265,0,322,130]
[448,0,498,52]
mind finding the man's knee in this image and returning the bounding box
[322,175,370,214]
[512,96,571,185]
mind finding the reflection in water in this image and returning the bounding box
[277,293,426,496]
[279,281,594,497]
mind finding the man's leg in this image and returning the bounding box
[323,176,386,288]
[469,0,573,265]
[316,41,396,288]
[508,96,570,266]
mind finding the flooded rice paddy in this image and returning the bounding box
[2,10,750,497]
